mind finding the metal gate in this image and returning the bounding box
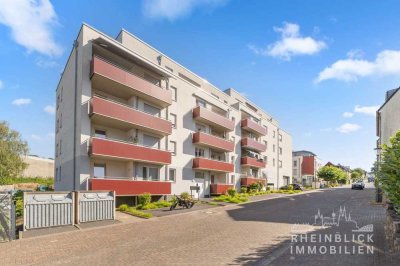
[77,191,115,223]
[24,192,74,230]
[0,192,15,242]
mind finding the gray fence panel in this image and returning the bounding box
[24,192,74,230]
[0,193,15,242]
[78,191,115,223]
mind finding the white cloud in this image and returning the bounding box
[31,134,41,140]
[346,49,364,59]
[142,0,228,21]
[354,105,379,116]
[12,98,31,106]
[36,58,59,68]
[315,50,400,83]
[44,105,55,115]
[336,123,361,134]
[343,112,354,118]
[0,0,62,56]
[249,22,326,61]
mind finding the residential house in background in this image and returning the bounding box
[54,24,292,204]
[292,150,321,188]
[325,162,351,183]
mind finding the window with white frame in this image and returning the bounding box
[195,172,205,179]
[94,163,106,178]
[171,86,177,101]
[293,161,297,167]
[169,168,176,182]
[196,99,206,107]
[279,160,282,168]
[95,129,106,138]
[170,113,177,128]
[142,166,159,180]
[170,141,177,155]
[279,147,282,155]
[273,130,276,138]
[195,147,205,157]
[273,144,276,152]
[231,175,235,184]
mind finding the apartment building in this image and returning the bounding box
[54,24,292,202]
[377,87,400,149]
[292,150,321,188]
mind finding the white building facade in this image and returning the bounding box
[54,24,292,202]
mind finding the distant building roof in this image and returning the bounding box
[293,150,317,157]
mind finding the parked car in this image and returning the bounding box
[280,184,303,190]
[351,181,365,190]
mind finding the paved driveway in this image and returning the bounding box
[0,184,398,265]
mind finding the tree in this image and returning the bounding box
[377,131,400,213]
[317,165,346,184]
[351,168,365,182]
[0,121,29,179]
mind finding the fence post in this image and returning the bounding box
[10,198,16,240]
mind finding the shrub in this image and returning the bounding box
[118,204,129,212]
[287,184,294,191]
[180,192,190,200]
[249,182,260,192]
[241,186,248,193]
[227,188,236,197]
[213,194,248,203]
[126,207,152,219]
[138,193,151,206]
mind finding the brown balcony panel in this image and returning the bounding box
[90,96,172,136]
[90,179,171,196]
[241,177,266,186]
[192,158,234,173]
[192,106,234,132]
[90,138,171,165]
[192,132,234,152]
[91,56,172,107]
[210,184,233,195]
[241,138,266,152]
[241,157,266,168]
[241,118,267,136]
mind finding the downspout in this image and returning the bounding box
[73,40,79,191]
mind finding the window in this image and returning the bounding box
[95,129,106,139]
[293,161,297,167]
[56,119,59,133]
[196,123,206,132]
[264,156,268,162]
[279,147,282,155]
[231,175,235,185]
[196,99,206,108]
[264,126,268,135]
[165,66,173,73]
[273,158,276,166]
[179,73,200,87]
[279,134,282,141]
[143,134,159,148]
[60,87,63,102]
[142,167,147,180]
[195,172,205,179]
[279,160,282,168]
[195,147,205,157]
[211,93,219,99]
[273,144,276,152]
[56,143,59,157]
[169,168,176,182]
[264,141,268,149]
[171,86,177,101]
[294,169,298,175]
[170,113,177,128]
[170,141,177,155]
[144,103,160,116]
[273,130,276,138]
[144,73,161,86]
[148,167,159,180]
[60,114,62,128]
[94,164,106,178]
[57,93,60,109]
[59,140,62,155]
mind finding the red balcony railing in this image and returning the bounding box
[192,132,234,152]
[192,157,234,173]
[210,184,233,195]
[241,137,266,152]
[90,96,172,136]
[241,157,266,168]
[240,177,266,186]
[89,137,171,165]
[241,118,267,136]
[193,106,234,132]
[90,56,172,107]
[90,178,171,196]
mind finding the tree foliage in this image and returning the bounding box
[377,131,400,213]
[317,165,347,183]
[0,121,29,178]
[351,168,365,181]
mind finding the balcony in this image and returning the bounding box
[89,137,171,165]
[241,157,266,168]
[192,132,234,152]
[241,118,267,136]
[90,96,172,136]
[90,56,172,107]
[241,137,266,152]
[90,178,171,196]
[240,177,266,186]
[192,106,234,132]
[210,184,233,195]
[192,157,234,173]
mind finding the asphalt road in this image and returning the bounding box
[0,184,398,265]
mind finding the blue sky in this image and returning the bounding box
[1,0,400,170]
